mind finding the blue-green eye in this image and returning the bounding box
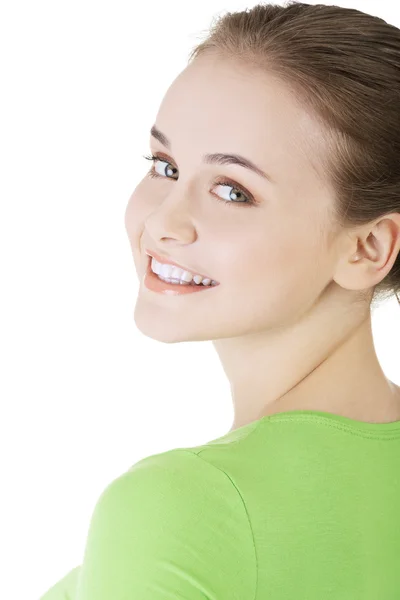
[142,153,258,208]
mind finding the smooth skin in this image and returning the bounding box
[124,51,400,432]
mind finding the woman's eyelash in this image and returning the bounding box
[142,153,258,208]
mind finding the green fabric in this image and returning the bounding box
[39,409,400,599]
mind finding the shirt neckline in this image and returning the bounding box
[259,408,400,436]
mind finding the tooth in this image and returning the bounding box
[151,256,215,284]
[180,270,194,283]
[151,257,161,274]
[160,263,172,277]
[171,266,185,280]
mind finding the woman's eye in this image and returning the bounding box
[143,154,178,179]
[212,183,250,205]
[142,153,256,207]
[154,157,178,179]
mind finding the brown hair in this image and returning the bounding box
[187,1,400,307]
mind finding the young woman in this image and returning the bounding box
[41,2,400,598]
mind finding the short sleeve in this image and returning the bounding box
[74,449,256,600]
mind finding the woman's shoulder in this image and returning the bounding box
[39,564,81,600]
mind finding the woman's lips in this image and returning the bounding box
[144,258,220,295]
[145,248,217,282]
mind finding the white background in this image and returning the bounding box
[1,1,399,598]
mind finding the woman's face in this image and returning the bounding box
[125,53,340,343]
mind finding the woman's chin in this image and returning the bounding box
[132,305,214,344]
[133,306,186,344]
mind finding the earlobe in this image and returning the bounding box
[332,236,378,292]
[350,251,362,262]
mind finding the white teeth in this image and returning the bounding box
[192,274,212,286]
[150,257,216,286]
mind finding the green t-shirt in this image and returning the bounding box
[39,409,400,599]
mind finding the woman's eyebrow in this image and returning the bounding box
[150,124,275,184]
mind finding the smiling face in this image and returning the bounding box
[125,52,341,344]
